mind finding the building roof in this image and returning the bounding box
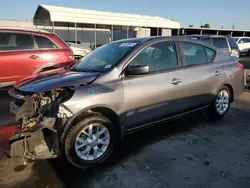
[33,4,180,29]
[181,27,250,32]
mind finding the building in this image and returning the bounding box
[172,27,250,37]
[32,4,180,48]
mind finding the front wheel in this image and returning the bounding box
[64,114,117,169]
[208,86,231,119]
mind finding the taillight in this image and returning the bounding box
[236,62,244,70]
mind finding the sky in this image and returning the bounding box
[0,0,250,30]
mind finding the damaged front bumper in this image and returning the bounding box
[9,118,59,160]
[8,87,74,160]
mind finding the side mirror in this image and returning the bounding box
[126,65,149,75]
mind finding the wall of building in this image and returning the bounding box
[0,20,173,49]
[42,26,111,48]
[134,27,151,37]
[162,29,172,36]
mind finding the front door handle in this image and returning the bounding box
[215,70,222,76]
[29,55,39,59]
[171,78,182,85]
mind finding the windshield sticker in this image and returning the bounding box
[119,43,137,47]
[104,64,112,69]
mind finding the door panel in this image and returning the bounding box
[121,70,188,129]
[119,40,192,130]
[33,35,63,66]
[180,41,222,109]
[0,50,41,83]
[184,63,223,108]
[0,32,41,83]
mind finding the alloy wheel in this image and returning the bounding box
[74,123,110,161]
[215,90,230,115]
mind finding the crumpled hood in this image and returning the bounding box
[14,68,100,93]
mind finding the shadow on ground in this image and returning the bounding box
[48,113,225,188]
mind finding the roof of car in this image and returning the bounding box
[112,36,214,47]
[187,34,228,38]
[0,27,52,34]
[111,36,194,44]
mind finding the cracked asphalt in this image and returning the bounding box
[0,57,250,188]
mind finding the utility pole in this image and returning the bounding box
[232,23,235,29]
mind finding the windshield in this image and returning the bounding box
[73,41,139,72]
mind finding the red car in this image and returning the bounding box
[0,28,74,87]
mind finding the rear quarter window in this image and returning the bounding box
[212,38,228,49]
[204,47,216,61]
[34,35,58,49]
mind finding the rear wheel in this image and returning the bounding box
[64,114,117,169]
[208,86,231,119]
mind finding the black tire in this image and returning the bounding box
[207,86,231,119]
[64,114,117,169]
[248,49,250,56]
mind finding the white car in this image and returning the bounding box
[66,41,92,60]
[233,37,250,56]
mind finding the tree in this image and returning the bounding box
[189,25,193,27]
[200,23,210,28]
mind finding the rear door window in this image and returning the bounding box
[212,38,228,49]
[0,32,35,51]
[34,35,58,49]
[182,42,207,66]
[181,42,215,66]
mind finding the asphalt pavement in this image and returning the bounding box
[0,56,250,188]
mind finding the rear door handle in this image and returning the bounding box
[29,55,39,59]
[215,70,222,76]
[171,78,182,85]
